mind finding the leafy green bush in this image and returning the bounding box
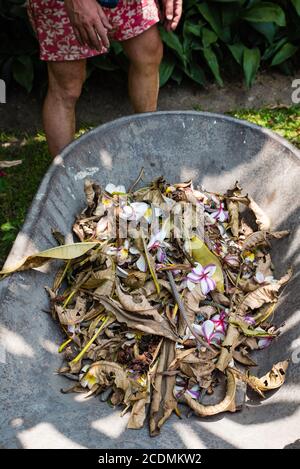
[1,0,300,91]
[0,0,39,92]
[158,0,300,87]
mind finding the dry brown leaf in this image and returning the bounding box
[242,231,269,251]
[55,295,87,326]
[248,197,271,231]
[249,360,289,393]
[183,284,206,321]
[0,159,22,168]
[150,339,177,436]
[183,369,236,416]
[232,350,257,367]
[98,296,180,342]
[82,263,114,289]
[84,179,96,208]
[227,200,239,237]
[216,324,240,372]
[81,360,130,391]
[116,281,162,322]
[123,271,148,289]
[238,268,292,313]
[0,242,98,275]
[242,230,290,251]
[211,291,230,307]
[230,360,288,397]
[127,397,149,429]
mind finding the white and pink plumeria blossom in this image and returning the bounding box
[191,320,225,346]
[174,383,201,400]
[119,201,150,222]
[147,228,173,265]
[147,229,171,251]
[105,183,126,195]
[186,262,217,295]
[104,240,130,265]
[211,311,228,334]
[258,336,273,349]
[211,202,228,222]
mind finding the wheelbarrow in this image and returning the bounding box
[0,111,299,449]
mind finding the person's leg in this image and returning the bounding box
[121,25,163,113]
[43,59,86,157]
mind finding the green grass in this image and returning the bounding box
[0,106,299,267]
[228,106,300,148]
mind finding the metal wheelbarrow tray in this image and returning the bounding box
[0,111,299,449]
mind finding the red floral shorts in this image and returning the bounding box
[27,0,160,61]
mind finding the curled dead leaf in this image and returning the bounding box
[183,369,236,416]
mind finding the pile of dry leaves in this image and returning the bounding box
[0,174,291,435]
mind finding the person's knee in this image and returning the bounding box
[129,28,163,70]
[47,62,85,106]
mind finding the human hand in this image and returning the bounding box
[162,0,183,32]
[64,0,112,50]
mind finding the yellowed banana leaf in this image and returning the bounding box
[189,235,224,292]
[0,242,98,275]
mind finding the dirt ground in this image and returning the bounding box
[0,70,298,131]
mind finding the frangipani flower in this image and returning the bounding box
[191,320,225,345]
[105,183,126,195]
[258,337,273,349]
[147,229,171,263]
[211,202,228,222]
[120,202,149,222]
[201,320,225,345]
[147,229,168,250]
[101,194,113,208]
[174,376,201,400]
[211,311,228,334]
[186,262,216,295]
[104,240,130,265]
[117,240,130,264]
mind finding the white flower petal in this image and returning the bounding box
[201,320,215,341]
[131,202,149,220]
[187,279,196,292]
[116,266,128,278]
[203,264,216,276]
[255,272,265,284]
[192,262,203,275]
[129,246,140,255]
[136,255,147,272]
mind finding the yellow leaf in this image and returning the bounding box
[189,235,224,292]
[0,242,98,275]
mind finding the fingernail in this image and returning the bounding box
[166,14,172,20]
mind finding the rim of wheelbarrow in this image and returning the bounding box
[3,110,300,270]
[58,110,300,161]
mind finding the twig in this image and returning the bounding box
[128,167,145,193]
[141,232,160,294]
[156,264,192,272]
[166,270,215,353]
